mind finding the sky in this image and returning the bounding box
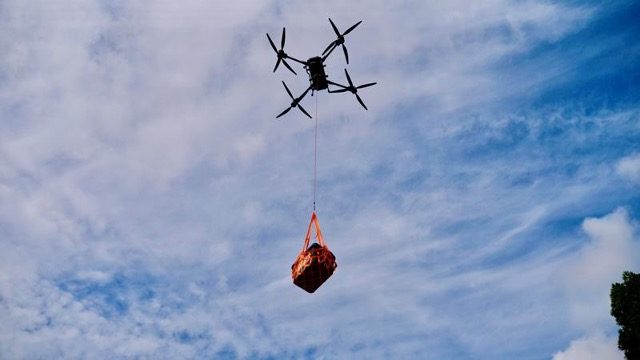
[0,0,639,359]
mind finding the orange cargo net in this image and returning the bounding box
[291,211,337,293]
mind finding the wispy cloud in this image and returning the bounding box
[1,0,639,359]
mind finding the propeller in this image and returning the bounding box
[332,69,376,110]
[322,18,362,64]
[276,81,312,119]
[267,28,297,75]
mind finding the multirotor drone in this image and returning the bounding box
[267,18,377,119]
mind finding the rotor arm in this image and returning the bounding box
[327,80,348,93]
[286,55,308,66]
[321,43,338,62]
[296,85,313,102]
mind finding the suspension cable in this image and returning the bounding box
[313,93,318,211]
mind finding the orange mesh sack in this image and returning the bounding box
[291,212,337,293]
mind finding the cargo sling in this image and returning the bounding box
[291,211,337,293]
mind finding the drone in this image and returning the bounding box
[267,18,377,119]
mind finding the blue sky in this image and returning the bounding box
[1,1,639,359]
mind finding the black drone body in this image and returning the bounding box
[306,56,329,91]
[267,18,377,119]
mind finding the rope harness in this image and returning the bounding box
[291,212,337,293]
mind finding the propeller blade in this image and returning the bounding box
[344,69,353,87]
[342,44,349,64]
[267,33,278,53]
[343,20,362,36]
[331,88,350,93]
[322,41,336,55]
[298,104,312,119]
[282,59,297,75]
[281,27,286,48]
[355,94,368,110]
[357,82,377,89]
[328,18,340,36]
[282,81,294,99]
[276,107,292,118]
[273,58,281,72]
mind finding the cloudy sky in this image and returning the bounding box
[1,0,639,359]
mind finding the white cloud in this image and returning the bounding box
[553,333,622,360]
[562,208,639,331]
[617,153,640,183]
[554,209,639,359]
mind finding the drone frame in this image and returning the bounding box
[267,18,377,118]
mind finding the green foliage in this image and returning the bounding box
[611,271,640,360]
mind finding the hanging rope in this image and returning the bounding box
[313,93,318,211]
